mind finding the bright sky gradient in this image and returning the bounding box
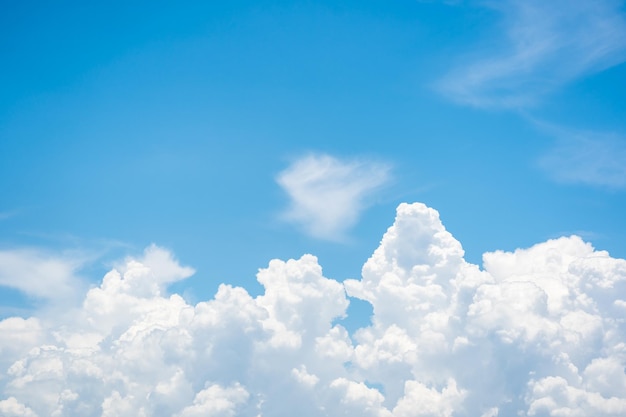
[1,1,626,416]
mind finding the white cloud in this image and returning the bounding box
[276,153,390,240]
[0,317,44,368]
[0,249,86,303]
[1,203,626,416]
[536,125,626,189]
[112,244,196,297]
[0,397,38,417]
[174,383,249,417]
[437,0,626,108]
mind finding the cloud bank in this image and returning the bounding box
[438,0,626,108]
[276,153,390,240]
[1,202,626,416]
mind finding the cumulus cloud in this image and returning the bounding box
[1,202,626,416]
[0,397,38,417]
[276,153,390,240]
[437,0,626,108]
[112,244,196,297]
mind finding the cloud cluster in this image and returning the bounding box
[276,153,390,240]
[438,0,626,108]
[1,202,626,416]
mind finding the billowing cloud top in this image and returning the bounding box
[1,202,626,416]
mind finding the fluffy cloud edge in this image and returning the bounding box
[1,202,625,417]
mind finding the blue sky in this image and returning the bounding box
[1,2,626,415]
[2,0,625,308]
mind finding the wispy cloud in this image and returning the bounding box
[0,243,194,313]
[276,153,391,241]
[0,248,88,303]
[0,211,17,221]
[437,0,626,108]
[536,123,626,189]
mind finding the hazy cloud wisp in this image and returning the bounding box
[0,249,85,303]
[536,122,626,189]
[437,0,626,108]
[276,153,391,240]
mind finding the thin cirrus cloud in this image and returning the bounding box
[437,0,626,108]
[0,211,16,221]
[536,123,626,189]
[276,153,391,241]
[1,202,625,416]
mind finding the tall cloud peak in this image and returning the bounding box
[1,203,625,416]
